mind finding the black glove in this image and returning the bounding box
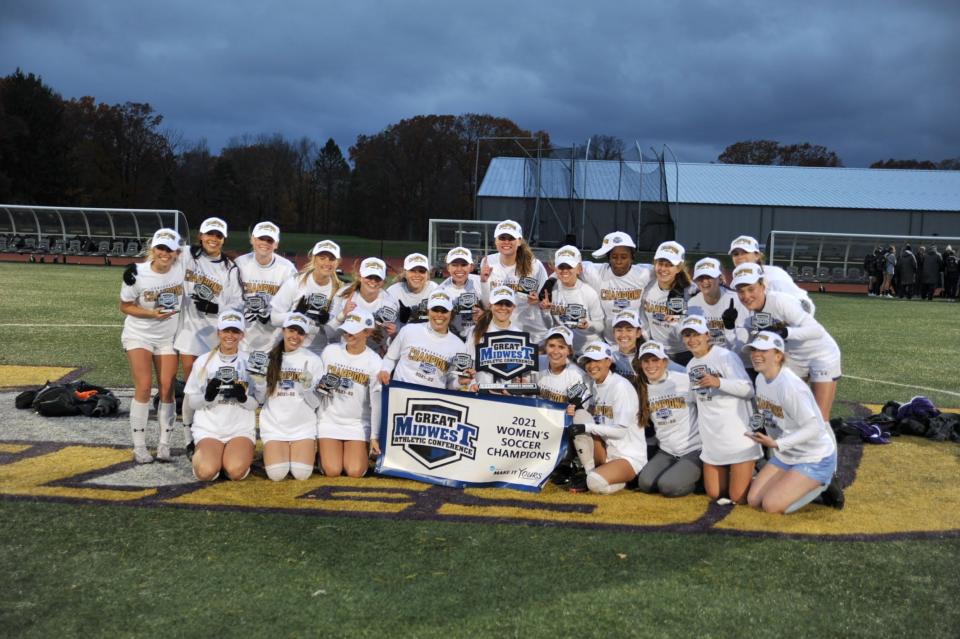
[313,309,330,325]
[294,296,310,314]
[721,299,738,330]
[397,303,413,324]
[566,382,589,410]
[223,383,247,403]
[539,277,557,301]
[771,325,789,339]
[192,294,219,315]
[122,263,137,286]
[569,423,587,437]
[204,378,222,401]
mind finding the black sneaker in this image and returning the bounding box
[550,461,576,486]
[567,472,589,493]
[185,441,195,461]
[820,474,845,510]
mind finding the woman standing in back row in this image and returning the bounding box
[480,220,549,343]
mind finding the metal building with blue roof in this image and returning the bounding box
[476,157,960,252]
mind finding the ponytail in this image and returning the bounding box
[631,359,652,428]
[472,308,494,344]
[515,240,534,278]
[265,340,286,397]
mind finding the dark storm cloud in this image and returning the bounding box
[2,0,957,166]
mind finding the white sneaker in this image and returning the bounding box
[155,444,173,462]
[133,447,154,464]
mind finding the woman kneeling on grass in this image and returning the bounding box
[260,313,326,481]
[745,331,839,514]
[184,311,261,481]
[681,315,761,504]
[119,228,185,464]
[317,309,383,476]
[567,340,647,494]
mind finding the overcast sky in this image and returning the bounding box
[3,0,957,167]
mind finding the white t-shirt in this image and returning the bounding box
[641,281,698,355]
[119,260,185,344]
[580,261,653,342]
[317,342,383,440]
[386,280,439,327]
[175,251,244,355]
[688,287,752,367]
[438,275,483,339]
[259,347,326,441]
[184,349,260,439]
[645,370,700,457]
[736,291,840,369]
[755,367,836,465]
[535,359,588,405]
[328,289,399,356]
[546,280,605,355]
[271,274,340,355]
[686,346,761,465]
[381,322,470,390]
[236,252,298,352]
[587,371,647,467]
[481,253,550,342]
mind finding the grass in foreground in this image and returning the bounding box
[1,500,957,638]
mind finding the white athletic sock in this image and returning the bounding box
[573,433,596,473]
[182,401,195,430]
[158,402,175,446]
[130,399,150,449]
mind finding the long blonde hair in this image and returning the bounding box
[297,258,342,305]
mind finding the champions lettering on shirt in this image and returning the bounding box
[649,396,686,412]
[408,347,451,373]
[593,404,614,420]
[756,397,785,419]
[539,388,569,404]
[600,289,642,302]
[185,270,224,295]
[243,281,283,296]
[326,364,370,386]
[142,284,184,302]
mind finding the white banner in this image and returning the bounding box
[375,381,569,492]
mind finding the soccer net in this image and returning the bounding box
[767,230,960,284]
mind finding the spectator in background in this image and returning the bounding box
[920,245,943,301]
[916,245,926,277]
[943,246,959,300]
[879,245,897,298]
[897,245,918,300]
[864,246,882,296]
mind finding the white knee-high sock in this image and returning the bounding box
[181,401,194,446]
[573,434,596,473]
[158,402,175,446]
[130,399,150,449]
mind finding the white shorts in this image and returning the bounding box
[122,338,177,356]
[606,449,646,475]
[193,428,256,445]
[174,327,218,356]
[789,355,842,383]
[317,421,370,442]
[260,423,318,443]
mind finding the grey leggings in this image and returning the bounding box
[636,449,702,497]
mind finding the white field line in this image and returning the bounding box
[844,374,960,398]
[0,323,122,327]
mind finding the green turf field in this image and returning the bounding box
[1,261,958,638]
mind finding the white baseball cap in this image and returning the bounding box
[592,231,636,258]
[217,310,245,332]
[638,340,668,360]
[680,315,709,334]
[151,228,181,251]
[359,257,387,279]
[445,246,473,264]
[339,309,375,335]
[654,241,685,265]
[403,253,430,271]
[744,331,785,353]
[310,239,341,259]
[200,217,228,237]
[427,290,454,311]
[494,219,523,239]
[579,340,613,362]
[490,286,516,306]
[283,312,310,332]
[252,221,280,242]
[554,245,582,268]
[612,308,641,328]
[544,325,574,347]
[731,263,764,288]
[693,257,722,279]
[729,235,761,254]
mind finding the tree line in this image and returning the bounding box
[1,69,955,241]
